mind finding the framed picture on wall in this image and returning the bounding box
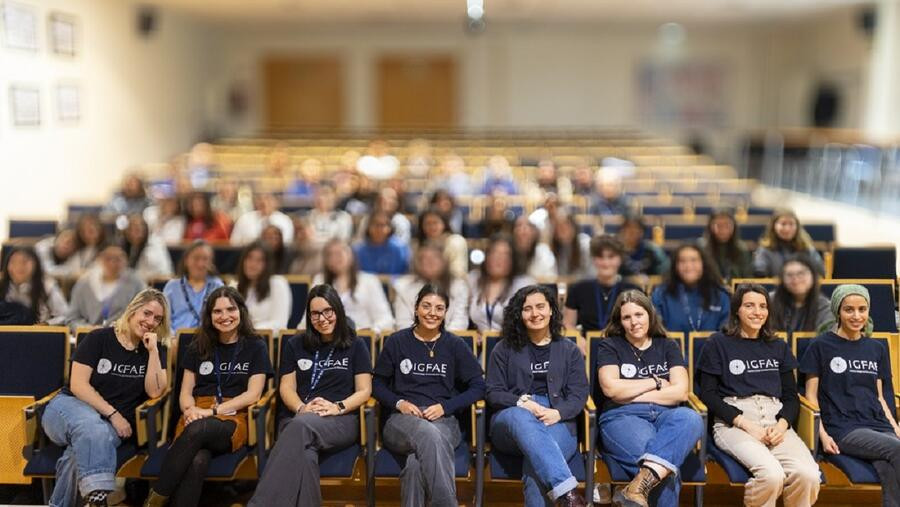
[1,1,38,51]
[9,85,40,126]
[49,11,77,57]
[56,83,80,123]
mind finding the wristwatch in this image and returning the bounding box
[336,401,346,414]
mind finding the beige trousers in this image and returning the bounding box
[712,395,820,507]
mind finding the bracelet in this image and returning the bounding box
[212,406,218,416]
[103,409,118,420]
[395,399,406,410]
[516,394,531,407]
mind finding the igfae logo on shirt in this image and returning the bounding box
[198,360,250,375]
[298,357,349,372]
[729,358,778,376]
[399,358,447,377]
[531,360,550,374]
[96,358,146,377]
[621,363,637,378]
[830,356,878,375]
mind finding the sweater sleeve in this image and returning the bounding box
[484,342,521,409]
[699,370,743,425]
[441,339,486,414]
[775,370,799,427]
[555,344,590,421]
[372,339,401,409]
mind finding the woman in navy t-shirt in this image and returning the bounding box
[651,244,730,336]
[146,286,272,507]
[373,283,485,507]
[42,288,170,507]
[249,284,372,507]
[596,290,703,507]
[697,284,819,507]
[486,284,590,507]
[801,284,900,506]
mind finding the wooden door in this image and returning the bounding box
[377,55,456,128]
[263,56,343,129]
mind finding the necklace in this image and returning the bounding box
[414,330,440,357]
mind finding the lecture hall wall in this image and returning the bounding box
[0,2,872,241]
[0,0,215,240]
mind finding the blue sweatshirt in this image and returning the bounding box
[651,283,730,335]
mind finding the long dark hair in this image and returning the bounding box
[770,254,822,332]
[416,208,450,244]
[192,286,259,359]
[477,234,521,304]
[501,284,563,351]
[237,241,273,301]
[322,239,359,298]
[703,208,744,264]
[184,191,215,228]
[550,213,582,275]
[177,240,218,278]
[121,214,149,269]
[303,284,354,350]
[664,244,725,309]
[724,283,775,341]
[364,210,395,244]
[601,290,668,338]
[513,216,539,267]
[74,213,106,250]
[413,243,453,293]
[413,283,450,332]
[0,246,48,322]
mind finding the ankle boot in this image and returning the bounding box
[556,489,587,507]
[142,490,169,507]
[613,467,660,507]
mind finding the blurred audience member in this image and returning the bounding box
[435,154,472,197]
[0,246,67,325]
[308,183,353,242]
[769,255,831,333]
[260,224,289,274]
[356,139,399,180]
[233,241,291,330]
[753,209,824,277]
[35,229,78,277]
[571,160,595,196]
[65,243,145,329]
[103,173,153,217]
[651,244,729,335]
[287,216,324,276]
[121,215,173,281]
[416,208,468,279]
[70,214,107,273]
[162,240,224,332]
[549,213,594,279]
[183,191,231,242]
[697,208,752,282]
[393,243,469,330]
[590,170,632,216]
[618,215,669,278]
[482,195,515,237]
[512,216,557,279]
[185,142,218,190]
[144,190,186,245]
[481,156,519,195]
[354,211,410,276]
[231,192,294,246]
[429,189,464,234]
[285,158,322,198]
[468,234,535,332]
[211,179,253,224]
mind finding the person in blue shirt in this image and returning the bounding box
[651,244,730,336]
[801,284,900,506]
[596,289,703,507]
[162,240,224,333]
[486,284,589,507]
[354,210,410,276]
[372,283,485,507]
[249,284,373,507]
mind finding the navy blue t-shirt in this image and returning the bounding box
[799,332,894,441]
[65,327,167,427]
[595,336,685,412]
[280,334,372,403]
[697,333,796,398]
[528,342,551,396]
[373,328,483,412]
[564,279,642,331]
[185,337,273,399]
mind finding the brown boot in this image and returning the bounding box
[613,467,660,507]
[142,490,168,507]
[556,489,588,507]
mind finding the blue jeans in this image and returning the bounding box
[41,394,121,507]
[490,394,578,507]
[599,403,703,507]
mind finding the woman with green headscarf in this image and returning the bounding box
[800,284,900,506]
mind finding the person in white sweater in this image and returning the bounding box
[299,239,394,334]
[393,243,470,331]
[232,241,292,330]
[121,215,173,281]
[230,192,295,246]
[468,234,536,332]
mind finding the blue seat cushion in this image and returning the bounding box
[375,443,470,478]
[600,451,706,483]
[489,450,585,482]
[707,440,750,483]
[319,443,362,478]
[24,442,137,476]
[140,445,248,478]
[824,454,880,484]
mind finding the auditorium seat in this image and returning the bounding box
[831,246,897,280]
[8,219,57,239]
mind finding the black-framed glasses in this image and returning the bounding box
[310,308,336,321]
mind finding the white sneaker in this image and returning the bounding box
[593,483,612,504]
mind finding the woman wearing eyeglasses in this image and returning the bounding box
[373,283,485,507]
[249,284,372,507]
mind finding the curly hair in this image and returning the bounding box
[500,284,563,350]
[192,286,259,359]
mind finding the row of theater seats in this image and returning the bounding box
[2,325,898,505]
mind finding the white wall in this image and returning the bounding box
[0,0,214,240]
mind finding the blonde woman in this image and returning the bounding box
[41,289,170,507]
[752,209,824,277]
